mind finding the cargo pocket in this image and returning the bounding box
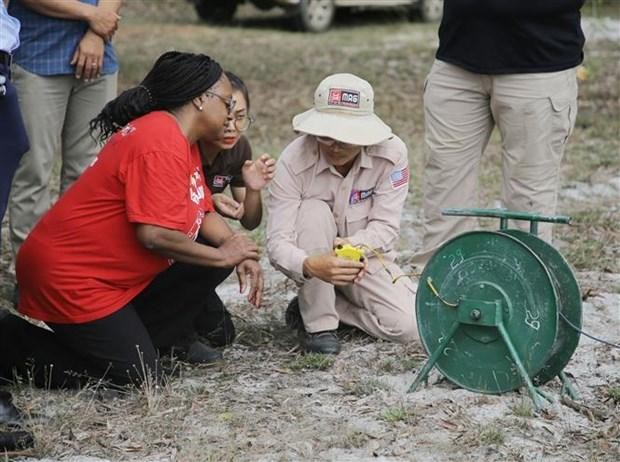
[549,93,575,150]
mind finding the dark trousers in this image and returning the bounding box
[0,263,233,389]
[0,62,29,246]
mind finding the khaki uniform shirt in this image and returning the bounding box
[267,134,410,283]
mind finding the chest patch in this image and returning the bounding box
[349,187,374,205]
[212,175,233,188]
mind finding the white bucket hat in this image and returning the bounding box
[292,73,392,146]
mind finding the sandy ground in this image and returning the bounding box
[5,179,617,462]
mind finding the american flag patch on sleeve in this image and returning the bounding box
[390,167,409,189]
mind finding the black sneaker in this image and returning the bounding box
[285,297,303,331]
[0,391,24,425]
[0,430,34,452]
[301,330,341,355]
[180,340,223,365]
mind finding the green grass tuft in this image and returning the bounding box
[288,353,335,371]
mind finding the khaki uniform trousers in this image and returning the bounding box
[415,60,578,266]
[9,64,117,256]
[296,200,418,343]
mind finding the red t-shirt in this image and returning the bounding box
[16,111,214,324]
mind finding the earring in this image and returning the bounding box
[198,105,203,111]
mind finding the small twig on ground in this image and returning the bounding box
[561,396,609,421]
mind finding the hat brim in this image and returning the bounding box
[292,108,392,146]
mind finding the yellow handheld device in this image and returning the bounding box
[335,244,364,261]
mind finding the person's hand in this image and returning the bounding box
[0,75,6,98]
[236,259,264,308]
[87,8,120,42]
[217,233,259,267]
[212,193,245,220]
[71,30,104,81]
[241,154,276,191]
[302,252,367,286]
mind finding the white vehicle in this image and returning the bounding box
[189,0,444,32]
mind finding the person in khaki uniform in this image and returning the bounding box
[267,73,418,355]
[414,0,584,266]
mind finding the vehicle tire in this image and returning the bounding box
[294,0,336,33]
[418,0,443,22]
[194,0,238,23]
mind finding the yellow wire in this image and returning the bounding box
[426,277,459,308]
[335,241,457,307]
[339,241,420,285]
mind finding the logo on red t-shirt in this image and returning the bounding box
[190,169,205,204]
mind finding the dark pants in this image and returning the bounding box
[0,263,233,389]
[0,62,29,245]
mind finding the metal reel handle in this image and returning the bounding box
[442,208,571,236]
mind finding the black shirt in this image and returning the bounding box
[436,0,585,74]
[199,136,253,194]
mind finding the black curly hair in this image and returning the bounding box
[90,51,223,143]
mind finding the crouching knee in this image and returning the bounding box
[380,314,419,344]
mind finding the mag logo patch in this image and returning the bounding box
[328,88,360,108]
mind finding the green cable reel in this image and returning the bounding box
[409,209,582,409]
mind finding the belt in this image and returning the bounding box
[0,50,12,67]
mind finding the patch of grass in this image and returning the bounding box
[583,0,620,19]
[479,426,506,446]
[382,404,413,424]
[511,400,534,418]
[605,386,620,404]
[341,430,371,449]
[378,357,420,373]
[558,208,619,272]
[343,378,392,397]
[287,353,334,371]
[378,358,398,373]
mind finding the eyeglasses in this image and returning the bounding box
[315,136,358,149]
[205,91,236,114]
[233,114,255,132]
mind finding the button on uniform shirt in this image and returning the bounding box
[267,134,410,282]
[0,2,20,53]
[8,0,118,76]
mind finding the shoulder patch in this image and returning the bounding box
[390,167,409,189]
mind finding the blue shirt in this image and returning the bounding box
[0,2,20,53]
[8,0,118,76]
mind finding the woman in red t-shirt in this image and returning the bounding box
[0,51,263,389]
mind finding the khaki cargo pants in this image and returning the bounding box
[9,65,117,257]
[295,200,418,343]
[414,60,578,266]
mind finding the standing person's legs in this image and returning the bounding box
[491,68,578,242]
[295,200,339,333]
[0,63,29,243]
[414,60,495,267]
[9,67,71,257]
[61,73,117,193]
[336,259,418,343]
[0,306,158,389]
